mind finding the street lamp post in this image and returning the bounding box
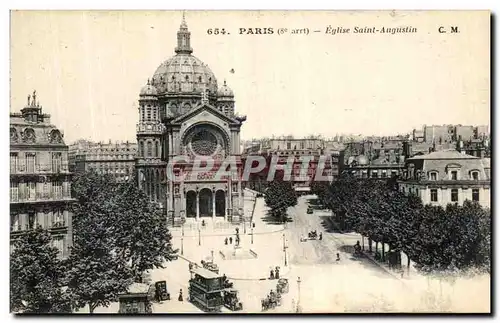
[283,233,288,267]
[243,217,247,234]
[198,227,201,246]
[296,276,302,313]
[211,250,214,263]
[181,223,184,255]
[251,226,254,244]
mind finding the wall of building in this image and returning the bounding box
[400,183,490,209]
[10,98,75,259]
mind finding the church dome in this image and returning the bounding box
[139,81,158,97]
[217,80,234,97]
[151,54,218,95]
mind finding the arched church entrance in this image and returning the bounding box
[199,188,213,217]
[215,190,225,217]
[186,191,197,218]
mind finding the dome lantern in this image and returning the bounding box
[139,79,159,98]
[175,11,193,55]
[217,79,234,98]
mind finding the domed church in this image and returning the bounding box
[135,13,246,226]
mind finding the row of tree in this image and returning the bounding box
[10,171,177,313]
[311,175,491,274]
[264,179,298,222]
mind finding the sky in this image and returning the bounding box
[10,10,490,143]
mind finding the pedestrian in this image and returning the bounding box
[225,237,228,245]
[178,289,183,302]
[275,266,280,279]
[270,268,275,280]
[319,232,323,240]
[336,253,340,262]
[229,236,233,244]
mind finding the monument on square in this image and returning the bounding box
[220,227,258,260]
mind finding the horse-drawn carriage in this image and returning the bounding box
[223,289,243,311]
[261,290,282,311]
[276,278,289,294]
[308,230,318,240]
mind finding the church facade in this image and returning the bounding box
[135,15,246,226]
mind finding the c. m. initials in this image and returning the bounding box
[438,26,459,33]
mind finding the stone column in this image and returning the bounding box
[224,190,228,221]
[212,190,216,218]
[238,167,243,218]
[196,192,200,220]
[227,179,233,219]
[168,131,173,157]
[180,181,185,218]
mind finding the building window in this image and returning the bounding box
[52,152,62,172]
[286,142,291,150]
[430,189,438,202]
[28,211,37,230]
[372,172,378,178]
[52,236,64,259]
[146,107,152,121]
[10,153,18,173]
[472,189,480,202]
[10,182,18,202]
[451,171,458,180]
[26,153,36,173]
[402,187,405,193]
[451,189,459,202]
[52,181,63,199]
[141,107,145,121]
[155,141,160,157]
[471,171,479,180]
[381,171,387,178]
[391,170,397,178]
[147,142,153,157]
[10,214,20,232]
[27,182,36,201]
[429,172,437,181]
[53,209,65,227]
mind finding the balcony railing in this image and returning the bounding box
[10,163,70,175]
[10,221,68,234]
[10,194,74,204]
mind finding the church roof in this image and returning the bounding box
[150,13,218,95]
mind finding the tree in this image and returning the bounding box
[65,214,134,313]
[67,171,178,313]
[411,202,491,273]
[112,181,178,282]
[264,180,298,222]
[10,228,71,313]
[314,171,491,275]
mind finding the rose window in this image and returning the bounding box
[190,130,218,156]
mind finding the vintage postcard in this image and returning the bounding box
[9,10,490,314]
